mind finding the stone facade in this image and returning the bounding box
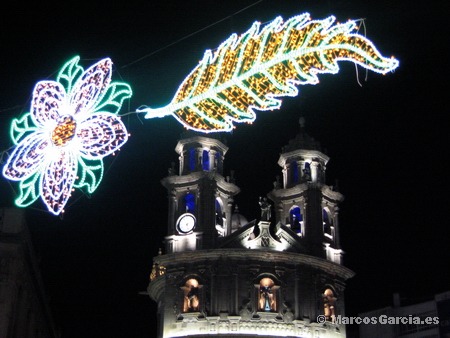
[0,208,58,338]
[148,124,354,337]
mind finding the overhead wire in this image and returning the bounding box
[121,0,264,69]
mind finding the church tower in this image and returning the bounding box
[160,131,240,253]
[147,123,354,338]
[268,117,344,263]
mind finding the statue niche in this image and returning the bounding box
[181,278,202,312]
[257,277,279,312]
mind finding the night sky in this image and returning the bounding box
[0,1,448,337]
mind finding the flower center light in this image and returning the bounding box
[51,115,77,146]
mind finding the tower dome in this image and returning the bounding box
[277,117,329,188]
[282,116,322,153]
[230,205,248,232]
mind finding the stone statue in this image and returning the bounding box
[259,197,271,221]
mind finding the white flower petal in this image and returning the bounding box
[40,150,77,215]
[31,81,66,127]
[69,58,112,118]
[2,132,50,180]
[76,113,128,159]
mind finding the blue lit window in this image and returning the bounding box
[185,193,195,212]
[215,199,223,225]
[291,161,299,184]
[215,151,221,169]
[202,150,209,171]
[290,206,302,233]
[189,148,196,171]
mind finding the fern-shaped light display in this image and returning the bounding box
[138,13,399,132]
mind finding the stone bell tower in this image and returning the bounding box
[268,117,344,263]
[147,123,354,338]
[161,131,240,254]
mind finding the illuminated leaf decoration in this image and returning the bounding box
[57,57,84,94]
[11,113,37,145]
[2,56,132,215]
[94,82,135,115]
[74,157,104,194]
[137,13,399,132]
[17,173,40,207]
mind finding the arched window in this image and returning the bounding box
[291,161,299,184]
[184,193,195,213]
[317,163,324,182]
[289,206,303,234]
[181,278,202,312]
[202,149,210,171]
[215,151,221,171]
[215,198,225,236]
[257,277,279,312]
[215,199,223,225]
[303,162,311,181]
[323,288,337,322]
[322,209,332,237]
[189,148,196,171]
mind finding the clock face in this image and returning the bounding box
[176,213,196,234]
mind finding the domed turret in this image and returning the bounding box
[230,205,248,233]
[268,116,344,261]
[281,117,322,153]
[175,131,228,175]
[278,117,329,188]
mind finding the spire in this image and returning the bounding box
[282,116,322,153]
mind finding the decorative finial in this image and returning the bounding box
[299,116,305,129]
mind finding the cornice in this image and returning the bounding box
[175,136,228,155]
[152,249,355,280]
[161,171,205,188]
[267,183,309,199]
[278,149,329,167]
[161,171,239,195]
[321,185,344,202]
[147,274,165,301]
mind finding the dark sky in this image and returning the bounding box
[1,1,448,337]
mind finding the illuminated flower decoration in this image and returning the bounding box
[2,56,132,215]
